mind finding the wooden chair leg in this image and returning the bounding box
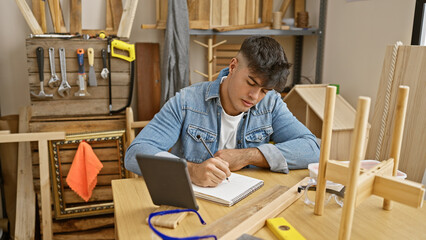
[338,97,371,240]
[383,86,409,210]
[314,86,337,215]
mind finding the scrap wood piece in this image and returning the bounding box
[194,177,309,240]
[106,0,113,31]
[117,0,139,38]
[15,0,43,34]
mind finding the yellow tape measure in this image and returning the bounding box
[266,217,306,240]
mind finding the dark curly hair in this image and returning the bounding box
[238,36,292,92]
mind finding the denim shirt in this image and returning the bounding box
[125,68,320,175]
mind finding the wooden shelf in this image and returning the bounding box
[189,28,319,36]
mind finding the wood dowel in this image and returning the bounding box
[314,86,336,216]
[212,40,227,48]
[194,70,208,78]
[193,40,209,48]
[339,97,370,240]
[383,86,409,210]
[131,121,150,129]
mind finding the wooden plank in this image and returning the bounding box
[237,0,246,25]
[220,0,229,26]
[213,23,269,32]
[29,118,125,134]
[373,175,425,208]
[52,227,114,240]
[30,99,128,117]
[14,107,36,240]
[246,0,256,25]
[136,43,161,121]
[229,0,238,25]
[0,132,64,143]
[32,0,46,32]
[39,139,53,240]
[117,0,139,38]
[211,0,221,26]
[69,0,82,34]
[106,0,113,31]
[46,0,66,33]
[14,0,43,34]
[52,215,114,233]
[367,46,426,183]
[110,0,123,32]
[194,178,308,239]
[261,0,273,23]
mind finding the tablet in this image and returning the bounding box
[136,154,199,210]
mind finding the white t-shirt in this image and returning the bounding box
[218,76,244,150]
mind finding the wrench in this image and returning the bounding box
[48,47,60,88]
[100,48,109,79]
[58,48,71,97]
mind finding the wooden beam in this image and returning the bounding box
[117,0,139,38]
[280,0,292,19]
[106,0,113,31]
[0,132,65,143]
[14,0,43,34]
[194,177,309,240]
[46,0,66,33]
[213,23,269,32]
[261,0,273,23]
[14,107,35,240]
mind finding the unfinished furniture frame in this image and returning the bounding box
[0,130,65,240]
[314,86,425,240]
[49,130,126,219]
[194,38,227,81]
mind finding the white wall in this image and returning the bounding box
[323,0,415,116]
[0,0,416,116]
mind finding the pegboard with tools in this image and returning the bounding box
[26,38,132,118]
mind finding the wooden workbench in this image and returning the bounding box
[112,168,426,240]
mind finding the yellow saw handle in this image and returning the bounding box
[111,39,136,62]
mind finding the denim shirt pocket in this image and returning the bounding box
[187,125,217,142]
[245,126,274,143]
[185,125,217,162]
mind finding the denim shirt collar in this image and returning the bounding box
[205,67,258,111]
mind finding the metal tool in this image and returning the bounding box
[100,48,109,79]
[75,49,90,97]
[31,47,53,99]
[29,33,81,39]
[87,48,97,86]
[107,38,135,114]
[58,48,71,97]
[47,47,60,88]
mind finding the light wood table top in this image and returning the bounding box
[112,169,426,240]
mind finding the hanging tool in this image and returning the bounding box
[75,49,90,97]
[31,47,53,99]
[58,48,71,97]
[87,48,97,86]
[48,47,60,88]
[100,48,109,79]
[107,38,135,114]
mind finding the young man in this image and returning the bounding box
[125,36,320,187]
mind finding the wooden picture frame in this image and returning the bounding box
[49,130,127,219]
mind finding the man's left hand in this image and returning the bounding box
[214,148,270,171]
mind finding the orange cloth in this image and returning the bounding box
[66,141,103,202]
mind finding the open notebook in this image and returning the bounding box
[191,173,264,207]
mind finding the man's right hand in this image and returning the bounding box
[187,157,231,187]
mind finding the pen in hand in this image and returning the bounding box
[197,135,230,182]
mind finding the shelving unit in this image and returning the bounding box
[189,0,328,89]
